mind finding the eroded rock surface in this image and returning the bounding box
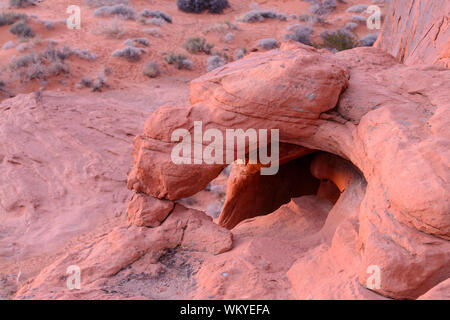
[376,0,450,68]
[127,42,450,299]
[127,193,174,228]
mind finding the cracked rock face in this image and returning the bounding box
[128,41,450,299]
[375,0,450,68]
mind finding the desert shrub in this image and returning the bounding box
[211,49,229,62]
[345,22,358,31]
[42,20,54,30]
[92,73,108,91]
[9,48,70,83]
[10,53,34,69]
[78,68,110,91]
[360,33,379,47]
[124,37,149,47]
[31,34,42,45]
[2,41,15,50]
[284,26,313,46]
[37,44,72,62]
[84,0,129,8]
[143,27,162,37]
[351,15,366,23]
[287,24,301,31]
[310,0,337,15]
[203,21,237,35]
[257,38,279,50]
[224,32,234,42]
[164,53,193,69]
[143,61,160,78]
[208,0,230,13]
[9,21,35,38]
[233,48,246,61]
[183,37,214,54]
[297,14,312,22]
[9,0,35,8]
[207,55,226,72]
[238,10,287,23]
[315,15,329,25]
[139,9,172,23]
[24,61,49,81]
[298,13,329,25]
[112,46,145,61]
[138,17,165,26]
[17,42,30,52]
[96,18,125,38]
[177,0,230,14]
[319,29,360,51]
[346,4,368,13]
[45,39,58,45]
[32,61,69,80]
[0,12,27,26]
[77,77,93,88]
[73,48,98,61]
[94,4,136,20]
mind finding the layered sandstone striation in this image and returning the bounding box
[375,0,450,68]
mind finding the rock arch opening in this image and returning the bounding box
[218,151,364,230]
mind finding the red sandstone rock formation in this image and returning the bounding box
[376,0,450,68]
[126,42,450,299]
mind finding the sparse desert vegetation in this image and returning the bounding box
[112,46,146,62]
[183,36,214,54]
[310,0,337,15]
[360,33,379,46]
[177,0,230,14]
[0,0,387,97]
[9,0,35,8]
[94,4,137,20]
[76,68,110,91]
[346,4,369,13]
[233,47,247,60]
[164,52,193,69]
[285,25,313,46]
[8,44,99,85]
[319,29,360,51]
[95,17,125,38]
[72,48,98,61]
[9,20,35,38]
[257,38,279,50]
[139,9,172,23]
[9,45,72,83]
[206,54,226,71]
[124,37,150,47]
[238,10,287,23]
[0,12,27,26]
[143,61,160,78]
[84,0,129,8]
[143,27,162,37]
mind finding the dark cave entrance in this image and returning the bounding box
[218,151,344,229]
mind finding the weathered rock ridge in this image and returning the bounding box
[127,42,450,299]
